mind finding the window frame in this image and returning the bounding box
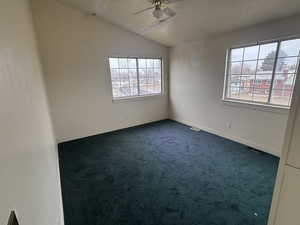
[107,56,164,101]
[223,36,300,110]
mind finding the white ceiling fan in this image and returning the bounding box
[134,0,182,19]
[134,0,182,33]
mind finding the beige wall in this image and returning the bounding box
[267,62,300,225]
[0,1,64,225]
[31,0,169,143]
[169,15,300,157]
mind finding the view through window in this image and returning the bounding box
[109,57,162,99]
[225,38,300,107]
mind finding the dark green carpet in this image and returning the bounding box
[58,120,279,225]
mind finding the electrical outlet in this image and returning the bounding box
[227,122,232,129]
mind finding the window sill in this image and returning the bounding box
[222,98,290,114]
[112,94,164,103]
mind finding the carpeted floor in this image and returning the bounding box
[58,120,279,225]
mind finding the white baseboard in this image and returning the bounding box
[57,117,282,157]
[57,117,169,144]
[172,117,282,157]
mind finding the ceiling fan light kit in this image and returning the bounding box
[153,8,164,19]
[134,0,181,19]
[133,0,182,32]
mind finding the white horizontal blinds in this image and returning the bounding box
[226,38,300,107]
[109,57,138,98]
[109,57,162,99]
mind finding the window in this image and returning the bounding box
[224,38,300,107]
[108,57,162,99]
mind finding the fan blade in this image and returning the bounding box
[164,0,184,4]
[133,6,155,15]
[139,17,172,34]
[163,7,176,17]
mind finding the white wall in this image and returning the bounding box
[169,15,300,157]
[267,60,300,225]
[31,0,169,143]
[0,1,64,225]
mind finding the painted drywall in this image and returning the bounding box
[169,15,300,157]
[31,0,169,143]
[267,61,300,225]
[60,0,300,46]
[0,1,64,225]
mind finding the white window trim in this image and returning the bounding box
[107,56,164,102]
[112,94,163,103]
[222,98,290,114]
[222,36,300,110]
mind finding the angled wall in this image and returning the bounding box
[0,0,64,225]
[31,0,169,143]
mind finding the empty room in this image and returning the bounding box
[2,0,300,225]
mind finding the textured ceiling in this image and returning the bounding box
[60,0,300,46]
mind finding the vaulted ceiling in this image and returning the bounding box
[60,0,300,46]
